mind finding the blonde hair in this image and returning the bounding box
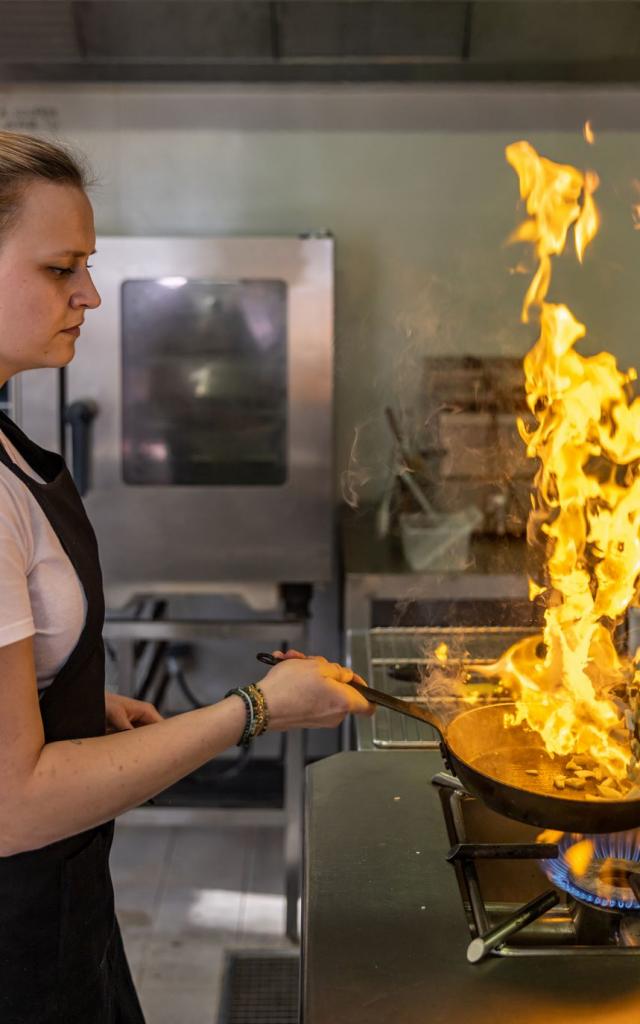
[0,131,91,238]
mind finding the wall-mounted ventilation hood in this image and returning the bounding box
[1,1,639,84]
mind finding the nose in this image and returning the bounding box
[70,269,101,312]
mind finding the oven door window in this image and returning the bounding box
[122,279,287,485]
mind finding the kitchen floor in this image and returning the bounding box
[111,821,295,1023]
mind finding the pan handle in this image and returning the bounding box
[255,653,444,735]
[345,679,443,731]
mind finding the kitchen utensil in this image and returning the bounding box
[375,469,395,539]
[386,664,423,683]
[255,653,640,833]
[385,406,438,520]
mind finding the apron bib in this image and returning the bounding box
[0,411,145,1023]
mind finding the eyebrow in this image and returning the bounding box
[49,249,97,257]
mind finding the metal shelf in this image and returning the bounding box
[350,625,540,750]
[105,612,308,941]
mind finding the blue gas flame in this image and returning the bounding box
[541,831,640,911]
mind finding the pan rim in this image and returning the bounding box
[444,700,639,814]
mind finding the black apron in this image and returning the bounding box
[0,411,146,1024]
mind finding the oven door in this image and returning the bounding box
[19,236,334,604]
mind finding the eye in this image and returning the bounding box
[49,264,93,276]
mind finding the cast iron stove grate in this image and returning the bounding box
[217,950,299,1024]
[433,773,640,959]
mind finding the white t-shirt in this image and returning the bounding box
[0,429,86,690]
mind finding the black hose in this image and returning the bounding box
[174,669,207,710]
[215,743,252,780]
[134,641,168,702]
[133,599,167,661]
[151,670,173,714]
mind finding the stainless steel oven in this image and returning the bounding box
[17,234,334,606]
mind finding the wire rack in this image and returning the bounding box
[365,626,539,749]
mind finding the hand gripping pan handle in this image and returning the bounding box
[256,652,442,732]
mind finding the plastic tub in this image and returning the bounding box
[399,505,483,572]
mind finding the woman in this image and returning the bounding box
[0,131,373,1024]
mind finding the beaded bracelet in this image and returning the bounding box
[225,683,270,748]
[246,683,270,736]
[225,687,254,747]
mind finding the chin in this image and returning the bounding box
[40,346,76,370]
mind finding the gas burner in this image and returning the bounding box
[433,776,640,956]
[541,831,640,912]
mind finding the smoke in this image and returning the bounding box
[340,417,393,509]
[419,665,473,726]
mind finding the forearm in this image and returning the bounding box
[7,696,246,854]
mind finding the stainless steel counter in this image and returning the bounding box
[303,751,640,1024]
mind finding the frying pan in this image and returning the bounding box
[257,653,640,834]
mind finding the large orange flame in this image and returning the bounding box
[488,141,640,793]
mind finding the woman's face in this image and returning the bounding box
[0,180,101,381]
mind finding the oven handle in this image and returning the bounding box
[63,399,98,497]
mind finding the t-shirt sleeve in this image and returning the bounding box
[0,475,35,647]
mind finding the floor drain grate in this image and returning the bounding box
[217,951,299,1024]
